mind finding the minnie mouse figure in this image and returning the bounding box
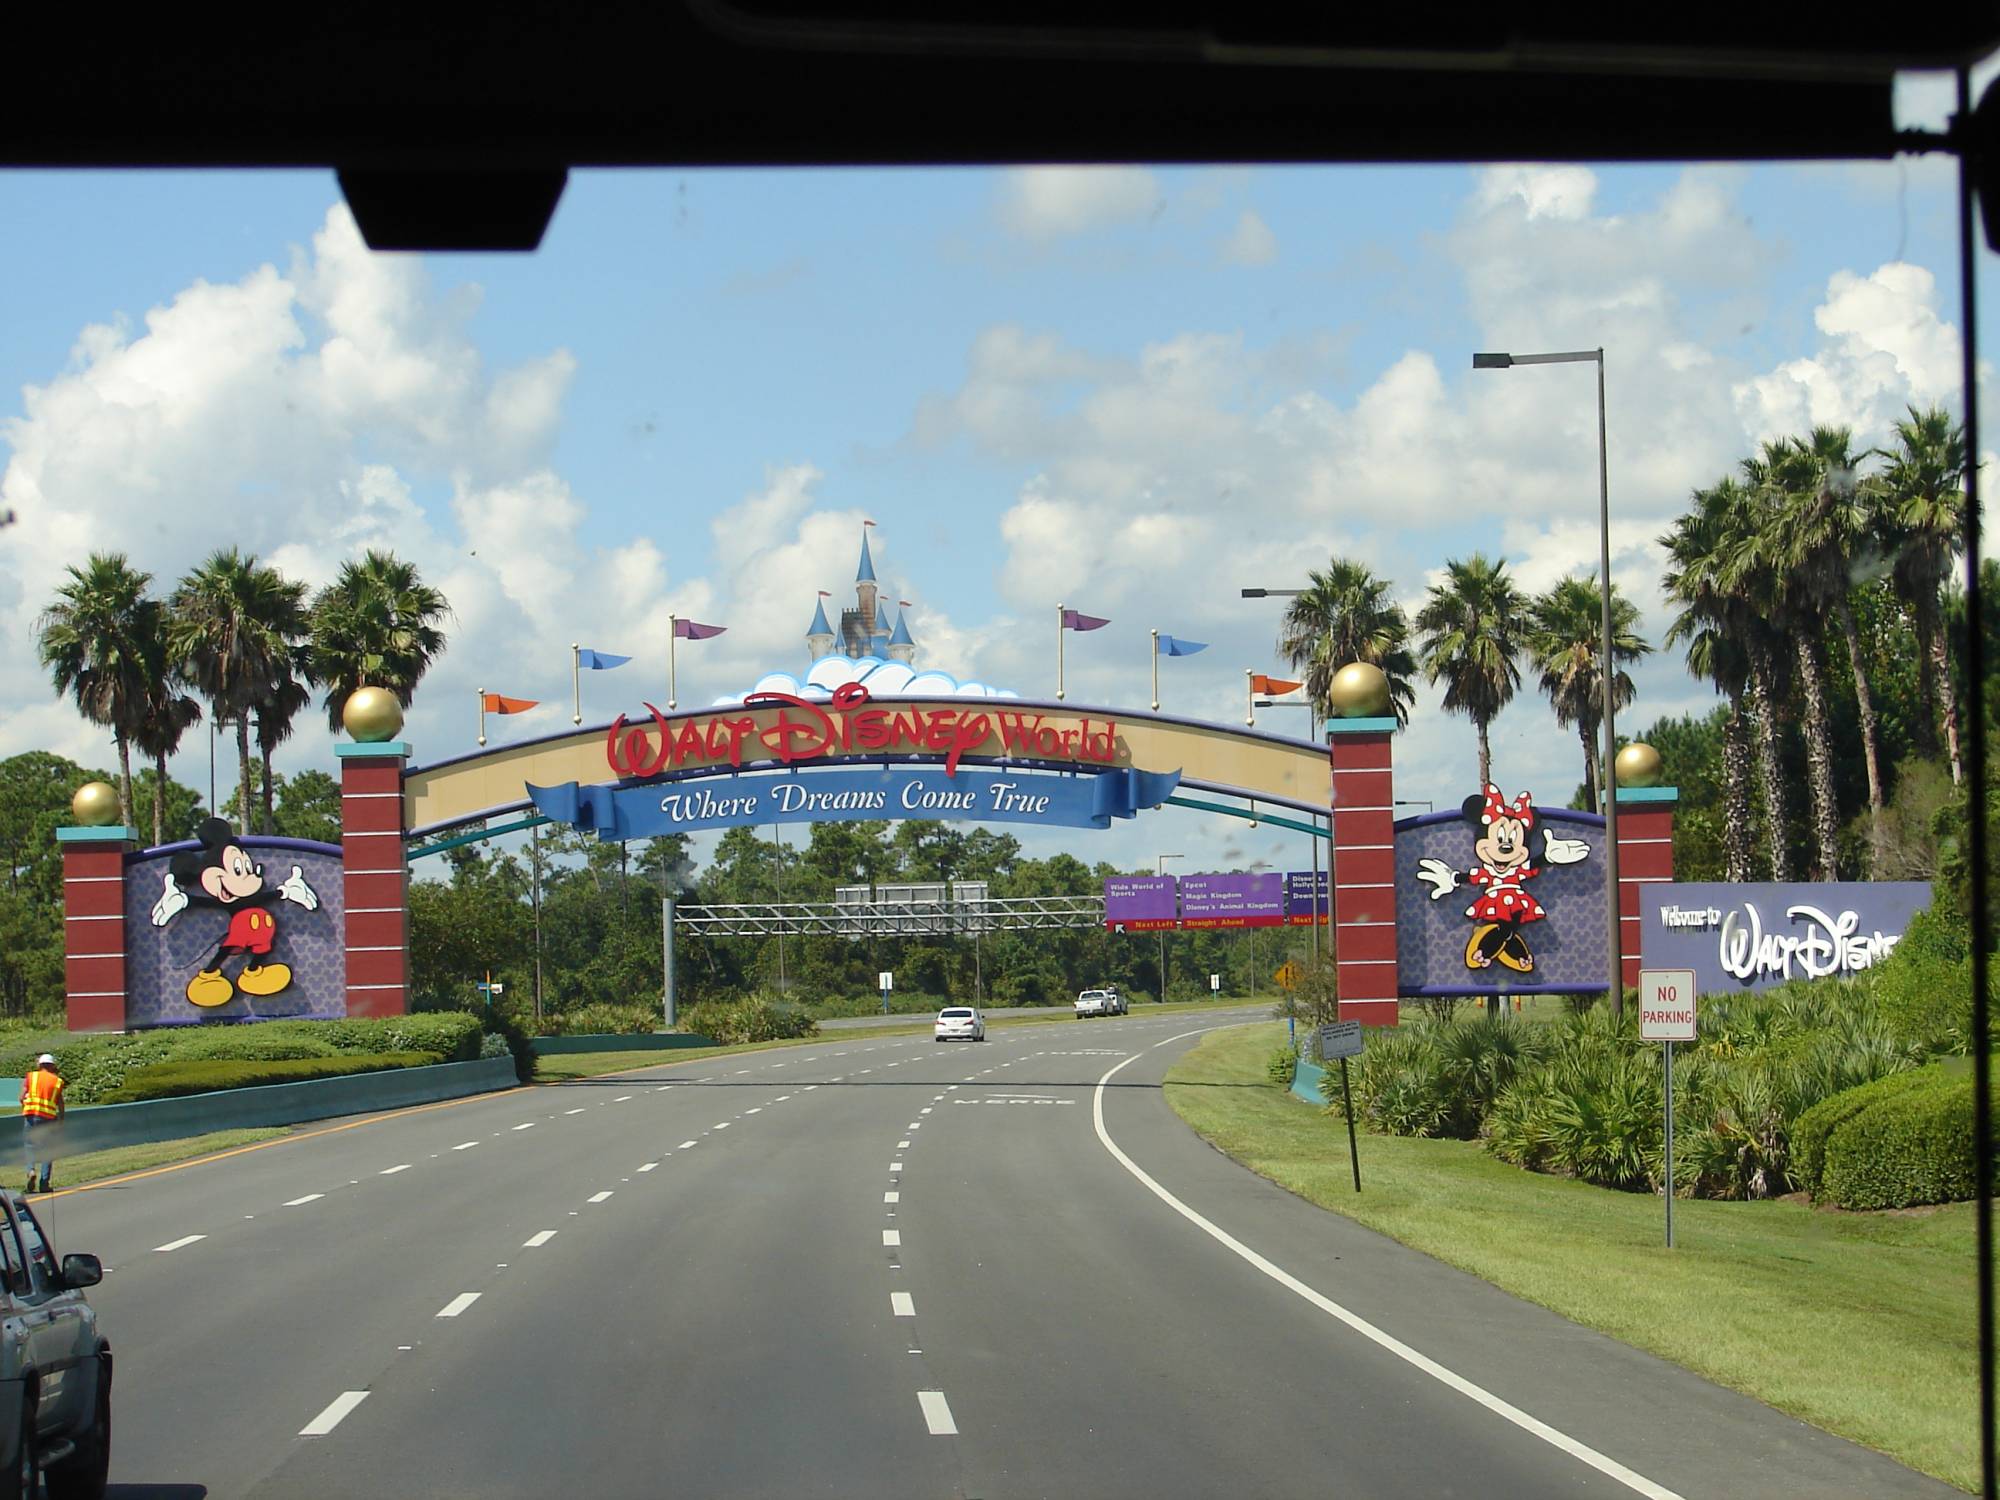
[1415,785,1590,974]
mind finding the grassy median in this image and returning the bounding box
[1164,1021,1978,1493]
[4,1127,289,1196]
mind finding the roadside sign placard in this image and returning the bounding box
[1209,973,1220,993]
[1274,961,1303,991]
[1315,1020,1363,1059]
[1639,969,1697,1040]
[878,971,894,992]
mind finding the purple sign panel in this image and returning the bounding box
[1640,881,1932,995]
[1285,870,1329,926]
[1104,875,1179,932]
[124,835,348,1028]
[1180,871,1285,930]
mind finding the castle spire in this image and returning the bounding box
[856,529,878,583]
[886,605,916,664]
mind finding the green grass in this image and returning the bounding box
[1165,1021,1980,1493]
[4,1127,288,1194]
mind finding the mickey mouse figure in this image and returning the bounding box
[1416,785,1590,974]
[149,817,321,1008]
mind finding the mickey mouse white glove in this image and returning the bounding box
[1416,859,1462,900]
[1542,828,1590,866]
[150,873,188,927]
[278,866,320,910]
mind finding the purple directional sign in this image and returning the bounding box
[1104,875,1179,932]
[1180,871,1286,929]
[1285,870,1329,925]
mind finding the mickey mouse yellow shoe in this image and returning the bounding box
[186,969,234,1007]
[236,963,292,997]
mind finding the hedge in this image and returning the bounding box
[1791,1066,1945,1200]
[1818,1064,1995,1211]
[94,1051,446,1105]
[676,998,817,1045]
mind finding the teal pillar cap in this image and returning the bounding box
[1614,785,1679,805]
[335,741,413,760]
[56,825,135,843]
[1323,716,1398,736]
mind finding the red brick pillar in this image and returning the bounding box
[1327,716,1400,1026]
[57,825,132,1032]
[338,741,411,1018]
[1614,786,1678,990]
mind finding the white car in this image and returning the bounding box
[934,1006,986,1042]
[1075,988,1126,1018]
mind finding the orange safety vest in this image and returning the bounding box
[19,1070,61,1121]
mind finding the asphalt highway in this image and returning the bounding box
[42,1010,1956,1499]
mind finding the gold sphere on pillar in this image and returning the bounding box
[1615,741,1664,788]
[1327,662,1392,718]
[342,686,406,743]
[70,780,121,827]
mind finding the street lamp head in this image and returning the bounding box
[1240,587,1268,598]
[1472,352,1514,369]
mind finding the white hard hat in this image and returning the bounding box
[35,1055,54,1066]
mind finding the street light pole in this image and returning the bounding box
[1156,852,1183,1003]
[1473,347,1624,1019]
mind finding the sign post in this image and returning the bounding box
[878,969,894,1015]
[1316,1021,1365,1192]
[1639,968,1697,1248]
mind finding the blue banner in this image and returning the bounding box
[529,765,1183,841]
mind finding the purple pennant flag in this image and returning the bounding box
[1062,609,1111,632]
[673,619,727,640]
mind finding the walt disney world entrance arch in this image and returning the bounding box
[55,674,1676,1032]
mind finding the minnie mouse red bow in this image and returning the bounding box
[1480,784,1534,827]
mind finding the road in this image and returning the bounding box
[45,1010,1952,1499]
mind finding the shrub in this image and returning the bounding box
[677,997,817,1045]
[1790,1066,1946,1200]
[1266,1046,1298,1086]
[1343,1015,1552,1139]
[94,1052,445,1104]
[550,1002,661,1037]
[479,1032,512,1060]
[1819,1064,1994,1210]
[1538,1045,1661,1192]
[1866,904,1975,1055]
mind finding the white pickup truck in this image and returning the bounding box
[1074,988,1127,1018]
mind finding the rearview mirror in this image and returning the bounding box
[58,1254,101,1290]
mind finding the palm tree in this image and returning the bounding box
[169,550,311,837]
[1780,425,1891,871]
[36,554,155,826]
[1277,559,1418,725]
[1877,404,1967,784]
[1415,553,1525,788]
[1664,478,1793,880]
[130,606,203,847]
[256,665,314,834]
[309,550,452,730]
[1525,575,1650,811]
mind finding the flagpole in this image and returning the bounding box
[668,613,678,712]
[1246,669,1255,727]
[571,643,581,725]
[1057,603,1066,701]
[1150,629,1159,712]
[478,687,487,747]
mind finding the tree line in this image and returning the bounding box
[1276,404,1977,882]
[36,548,449,845]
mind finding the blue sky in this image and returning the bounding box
[2,81,1993,877]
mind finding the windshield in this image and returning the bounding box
[0,62,1991,1500]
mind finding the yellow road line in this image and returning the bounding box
[26,1084,529,1200]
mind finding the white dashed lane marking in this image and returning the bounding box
[613,1095,633,1102]
[153,1235,205,1253]
[300,1391,370,1437]
[897,1140,911,1149]
[453,1141,479,1151]
[565,1108,587,1116]
[884,1191,899,1203]
[890,1162,904,1173]
[512,1122,535,1131]
[882,1230,901,1247]
[380,1165,410,1175]
[436,1293,481,1318]
[917,1391,957,1436]
[588,1191,614,1203]
[523,1230,558,1248]
[638,1162,659,1172]
[679,1140,698,1150]
[892,1292,915,1317]
[284,1194,323,1207]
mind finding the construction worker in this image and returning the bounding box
[19,1054,63,1195]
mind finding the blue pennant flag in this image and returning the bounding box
[576,649,632,671]
[1156,634,1208,657]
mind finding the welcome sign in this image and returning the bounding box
[1640,881,1932,994]
[530,764,1182,841]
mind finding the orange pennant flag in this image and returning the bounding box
[1251,675,1304,695]
[482,693,539,714]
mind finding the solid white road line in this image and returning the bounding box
[884,1191,900,1203]
[1090,1044,1682,1500]
[152,1234,205,1253]
[512,1122,535,1131]
[380,1165,410,1175]
[300,1391,370,1437]
[588,1191,613,1203]
[284,1193,324,1207]
[882,1230,901,1246]
[891,1292,915,1317]
[917,1390,957,1436]
[436,1293,481,1318]
[523,1230,558,1248]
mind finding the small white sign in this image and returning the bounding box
[1209,974,1220,992]
[878,971,894,992]
[489,983,504,995]
[1639,969,1697,1041]
[1316,1020,1364,1059]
